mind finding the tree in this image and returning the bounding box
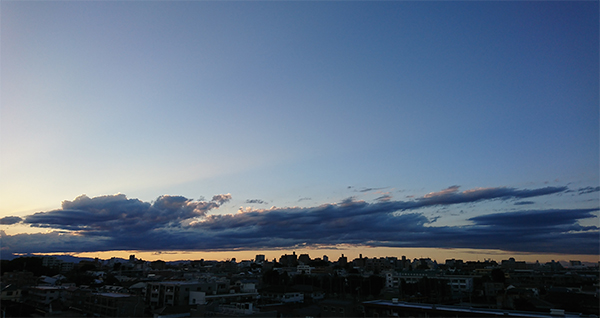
[1,257,59,277]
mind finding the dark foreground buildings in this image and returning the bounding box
[1,254,598,317]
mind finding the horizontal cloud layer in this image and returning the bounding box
[0,216,23,225]
[24,194,231,233]
[2,185,598,256]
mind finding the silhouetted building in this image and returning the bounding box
[502,257,527,270]
[255,254,266,263]
[445,258,464,269]
[337,254,347,267]
[279,252,298,267]
[298,254,311,265]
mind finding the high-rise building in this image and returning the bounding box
[337,254,347,266]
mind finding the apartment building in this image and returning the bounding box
[147,280,229,309]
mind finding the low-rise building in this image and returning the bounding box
[147,279,230,309]
[261,286,304,303]
[28,286,63,306]
[82,292,144,317]
[1,284,23,302]
[444,275,474,295]
[297,264,313,275]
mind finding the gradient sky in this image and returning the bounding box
[1,1,598,262]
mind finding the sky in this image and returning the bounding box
[1,1,598,263]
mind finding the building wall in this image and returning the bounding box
[1,288,22,302]
[147,282,219,309]
[28,286,62,305]
[83,293,144,317]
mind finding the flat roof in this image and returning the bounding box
[31,286,61,290]
[363,300,589,318]
[93,292,131,298]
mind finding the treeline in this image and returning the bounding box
[1,257,59,277]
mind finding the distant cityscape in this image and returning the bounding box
[1,251,598,317]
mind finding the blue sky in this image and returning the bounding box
[1,1,598,261]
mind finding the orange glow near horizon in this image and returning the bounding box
[59,246,600,265]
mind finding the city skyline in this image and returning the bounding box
[1,2,598,262]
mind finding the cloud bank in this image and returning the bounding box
[0,216,23,225]
[2,185,598,256]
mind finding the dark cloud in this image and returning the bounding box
[0,216,23,225]
[514,201,535,205]
[3,185,596,256]
[1,230,109,255]
[246,199,267,204]
[298,197,311,202]
[415,186,567,206]
[469,209,598,228]
[24,193,231,233]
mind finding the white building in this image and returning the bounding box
[261,287,304,303]
[297,264,313,275]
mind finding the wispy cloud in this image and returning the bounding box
[2,185,595,256]
[357,187,387,193]
[375,194,393,202]
[577,186,600,195]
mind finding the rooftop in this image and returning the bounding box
[363,300,593,318]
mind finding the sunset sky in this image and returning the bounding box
[1,1,598,263]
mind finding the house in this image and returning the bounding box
[1,284,23,302]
